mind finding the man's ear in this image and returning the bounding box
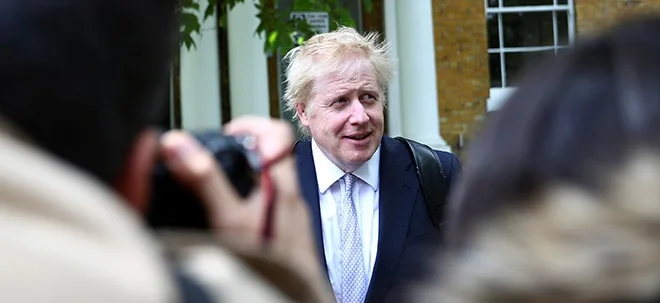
[113,128,160,213]
[296,103,310,127]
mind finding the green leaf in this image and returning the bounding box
[181,0,200,10]
[363,0,373,12]
[180,11,198,24]
[178,0,359,53]
[203,3,216,20]
[182,34,196,50]
[227,0,241,10]
[180,12,201,34]
[188,2,200,10]
[268,31,278,45]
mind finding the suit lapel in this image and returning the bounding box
[294,141,328,274]
[366,137,419,303]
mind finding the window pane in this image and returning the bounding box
[558,0,568,4]
[502,12,554,47]
[503,0,553,6]
[557,11,569,46]
[487,13,500,49]
[556,46,570,56]
[489,53,503,87]
[487,0,498,7]
[504,51,554,85]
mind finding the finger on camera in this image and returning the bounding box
[160,130,242,206]
[224,116,294,141]
[222,116,274,134]
[269,157,302,199]
[223,117,294,160]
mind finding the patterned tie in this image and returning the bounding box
[338,173,368,303]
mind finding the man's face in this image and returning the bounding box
[297,59,384,172]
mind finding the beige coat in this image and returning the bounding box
[416,151,660,302]
[0,123,295,302]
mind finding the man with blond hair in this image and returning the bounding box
[285,27,462,303]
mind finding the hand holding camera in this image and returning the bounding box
[148,116,332,302]
[153,117,315,253]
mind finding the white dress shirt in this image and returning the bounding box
[311,139,380,299]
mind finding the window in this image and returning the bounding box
[485,0,575,110]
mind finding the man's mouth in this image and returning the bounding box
[345,132,371,140]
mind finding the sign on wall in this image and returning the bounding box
[290,11,330,34]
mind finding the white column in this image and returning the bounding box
[383,0,403,137]
[394,0,451,152]
[179,0,222,130]
[227,0,270,118]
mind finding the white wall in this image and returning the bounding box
[179,0,222,130]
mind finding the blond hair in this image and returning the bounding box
[282,26,395,135]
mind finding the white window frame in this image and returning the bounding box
[485,0,575,111]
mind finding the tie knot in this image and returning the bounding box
[343,173,356,192]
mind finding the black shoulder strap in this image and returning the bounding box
[395,137,448,229]
[171,267,215,303]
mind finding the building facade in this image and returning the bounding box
[171,0,660,156]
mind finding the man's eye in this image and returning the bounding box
[332,98,348,105]
[361,94,377,102]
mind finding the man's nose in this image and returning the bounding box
[348,99,369,124]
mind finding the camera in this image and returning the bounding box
[146,130,262,230]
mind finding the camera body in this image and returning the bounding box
[146,130,261,230]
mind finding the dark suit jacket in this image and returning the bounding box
[295,135,461,303]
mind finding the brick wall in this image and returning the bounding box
[432,0,490,153]
[430,0,660,156]
[576,0,660,35]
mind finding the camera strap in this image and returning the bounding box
[258,144,295,248]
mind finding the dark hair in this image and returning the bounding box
[0,0,178,183]
[445,14,660,250]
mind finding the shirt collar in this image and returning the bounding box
[311,138,380,193]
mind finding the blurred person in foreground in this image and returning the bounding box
[283,27,462,303]
[416,14,660,303]
[0,1,332,302]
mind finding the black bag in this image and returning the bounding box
[395,137,448,229]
